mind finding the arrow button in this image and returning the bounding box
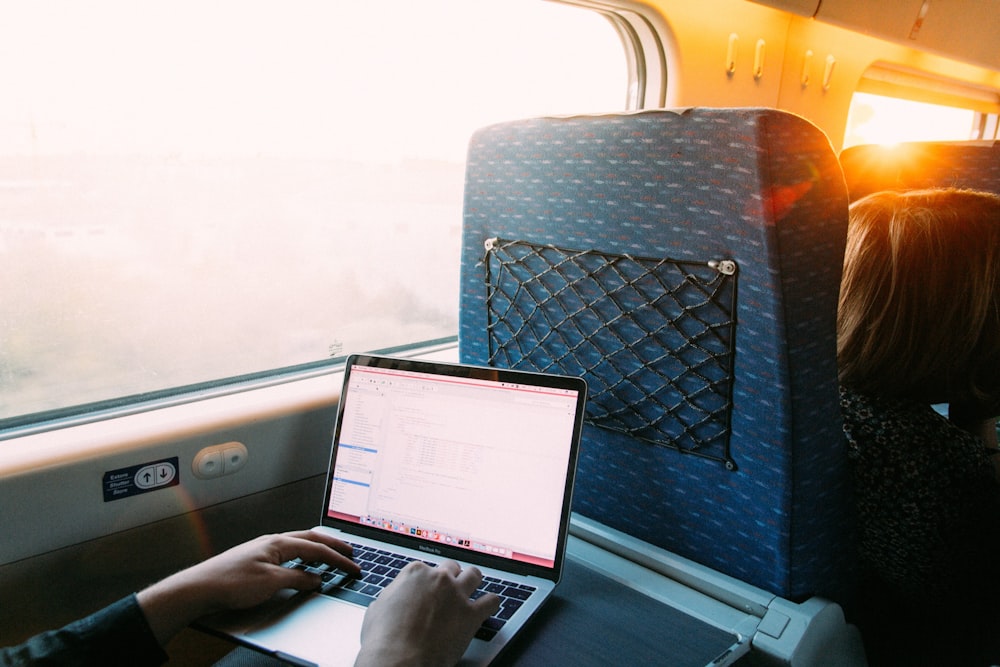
[155,462,176,486]
[134,465,157,489]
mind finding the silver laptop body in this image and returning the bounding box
[199,353,587,666]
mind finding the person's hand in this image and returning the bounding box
[137,529,360,645]
[355,560,501,667]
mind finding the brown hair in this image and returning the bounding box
[837,188,1000,415]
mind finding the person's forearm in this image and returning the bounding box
[0,596,168,667]
[134,530,359,646]
[136,570,219,646]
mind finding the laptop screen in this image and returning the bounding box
[324,355,586,572]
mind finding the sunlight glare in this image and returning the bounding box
[843,93,976,149]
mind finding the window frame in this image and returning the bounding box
[563,0,667,109]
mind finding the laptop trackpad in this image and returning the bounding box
[247,596,365,667]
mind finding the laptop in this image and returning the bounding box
[199,353,588,666]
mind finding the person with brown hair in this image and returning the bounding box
[837,188,1000,665]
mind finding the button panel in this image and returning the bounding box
[134,461,176,489]
[103,457,180,502]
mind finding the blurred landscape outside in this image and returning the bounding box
[0,0,624,420]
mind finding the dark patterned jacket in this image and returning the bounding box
[0,595,167,666]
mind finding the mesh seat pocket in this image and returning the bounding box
[484,237,739,470]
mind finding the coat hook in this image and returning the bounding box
[801,49,813,87]
[753,39,765,80]
[822,54,836,91]
[726,33,738,76]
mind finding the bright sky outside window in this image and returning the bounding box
[0,0,626,421]
[843,92,978,148]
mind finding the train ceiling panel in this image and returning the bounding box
[746,0,1000,70]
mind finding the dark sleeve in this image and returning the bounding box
[0,594,169,667]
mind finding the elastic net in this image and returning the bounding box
[484,237,739,469]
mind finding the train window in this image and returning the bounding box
[844,65,1000,148]
[843,92,980,148]
[0,1,627,425]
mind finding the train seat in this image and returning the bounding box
[840,140,1000,201]
[457,108,855,606]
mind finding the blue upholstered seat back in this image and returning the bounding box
[840,140,1000,200]
[458,108,853,602]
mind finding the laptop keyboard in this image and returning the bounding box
[282,541,536,641]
